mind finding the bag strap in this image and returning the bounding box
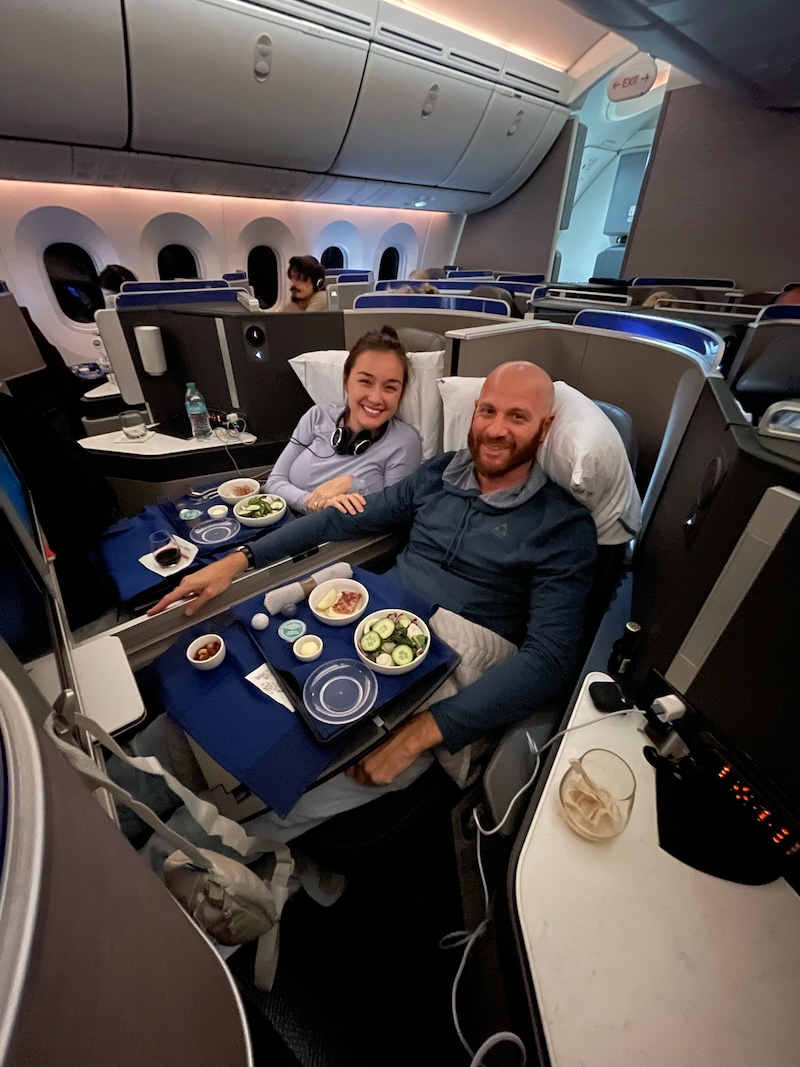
[44,713,210,870]
[45,712,295,992]
[45,712,293,874]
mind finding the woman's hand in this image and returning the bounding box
[325,493,367,515]
[306,475,353,511]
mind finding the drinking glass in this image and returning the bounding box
[149,530,183,569]
[559,748,635,841]
[120,409,148,440]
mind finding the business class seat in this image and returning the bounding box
[733,332,800,419]
[298,402,639,866]
[469,284,524,319]
[394,326,445,352]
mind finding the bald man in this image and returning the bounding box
[138,363,596,846]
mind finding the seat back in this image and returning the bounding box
[734,332,800,419]
[595,399,638,471]
[395,326,445,352]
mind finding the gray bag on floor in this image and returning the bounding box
[44,711,293,990]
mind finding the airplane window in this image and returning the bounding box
[247,245,279,307]
[43,242,104,324]
[321,245,345,270]
[157,244,199,281]
[378,246,401,281]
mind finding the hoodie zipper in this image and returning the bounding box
[442,497,474,570]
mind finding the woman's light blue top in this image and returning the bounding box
[265,403,422,513]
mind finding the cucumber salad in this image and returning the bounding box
[358,612,429,668]
[235,494,284,518]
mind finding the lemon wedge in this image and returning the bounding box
[316,588,337,612]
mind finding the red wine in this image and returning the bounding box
[154,546,182,568]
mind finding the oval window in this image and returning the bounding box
[43,242,104,323]
[378,246,400,281]
[247,245,279,307]
[321,245,345,270]
[157,244,199,281]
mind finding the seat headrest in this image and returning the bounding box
[735,330,800,418]
[468,285,523,319]
[395,326,445,352]
[594,401,638,470]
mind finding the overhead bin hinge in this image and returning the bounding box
[421,83,440,119]
[506,109,525,137]
[254,34,273,82]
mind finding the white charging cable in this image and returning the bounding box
[444,707,640,1064]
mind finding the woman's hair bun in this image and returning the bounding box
[379,324,399,341]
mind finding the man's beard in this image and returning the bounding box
[290,291,302,303]
[467,422,545,481]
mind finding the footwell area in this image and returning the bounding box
[229,820,467,1066]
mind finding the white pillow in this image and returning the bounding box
[436,376,641,545]
[290,349,444,459]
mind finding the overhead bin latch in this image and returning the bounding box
[421,84,440,119]
[254,34,272,82]
[506,109,525,137]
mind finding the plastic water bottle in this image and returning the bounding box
[185,382,213,440]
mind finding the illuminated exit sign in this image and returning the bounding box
[608,54,658,102]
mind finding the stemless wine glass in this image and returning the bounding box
[149,530,183,569]
[120,409,148,440]
[559,748,635,842]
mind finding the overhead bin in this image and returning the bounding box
[244,0,378,38]
[443,89,559,193]
[0,0,128,147]
[499,52,572,105]
[126,0,369,171]
[332,44,493,185]
[373,1,506,81]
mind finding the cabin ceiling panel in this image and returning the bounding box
[559,0,800,107]
[392,0,607,71]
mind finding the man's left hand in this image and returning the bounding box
[347,710,443,787]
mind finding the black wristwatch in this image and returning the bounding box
[235,544,255,569]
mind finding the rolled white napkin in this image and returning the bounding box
[263,561,353,615]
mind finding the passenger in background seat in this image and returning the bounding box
[397,283,439,295]
[265,325,422,513]
[641,290,675,308]
[771,284,800,307]
[98,264,138,297]
[278,255,329,312]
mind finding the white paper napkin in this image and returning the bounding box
[138,535,198,576]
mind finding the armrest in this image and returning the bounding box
[482,698,564,838]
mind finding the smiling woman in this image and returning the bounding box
[265,326,423,514]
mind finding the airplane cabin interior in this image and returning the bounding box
[1,1,800,1065]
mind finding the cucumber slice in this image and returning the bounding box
[360,631,381,653]
[391,644,414,666]
[372,618,395,640]
[270,501,284,511]
[396,615,412,630]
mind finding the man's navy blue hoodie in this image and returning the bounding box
[251,450,597,753]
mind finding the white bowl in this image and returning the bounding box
[186,634,226,671]
[308,578,369,627]
[353,609,431,676]
[293,634,324,662]
[217,478,261,506]
[207,504,229,519]
[233,494,287,528]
